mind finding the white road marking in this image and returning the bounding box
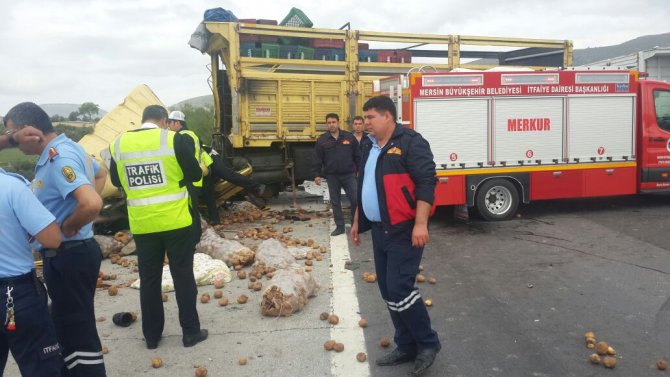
[329,221,371,377]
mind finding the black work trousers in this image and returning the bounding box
[42,239,106,376]
[134,226,200,344]
[326,173,358,228]
[0,271,63,377]
[371,223,440,355]
[187,185,203,246]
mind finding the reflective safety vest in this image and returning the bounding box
[180,129,203,187]
[111,128,192,234]
[201,149,214,168]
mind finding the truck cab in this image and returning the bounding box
[639,79,670,191]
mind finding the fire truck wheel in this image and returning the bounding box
[475,179,519,221]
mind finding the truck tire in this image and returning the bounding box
[475,179,519,221]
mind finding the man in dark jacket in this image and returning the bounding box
[350,96,441,376]
[312,113,360,236]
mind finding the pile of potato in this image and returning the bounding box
[584,331,617,369]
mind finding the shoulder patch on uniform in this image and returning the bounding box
[388,147,402,155]
[61,166,76,183]
[48,147,59,162]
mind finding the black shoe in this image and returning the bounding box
[376,348,416,366]
[183,329,208,347]
[330,227,345,236]
[246,192,266,209]
[408,345,441,376]
[145,337,162,350]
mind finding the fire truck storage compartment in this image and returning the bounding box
[414,98,489,169]
[566,96,636,162]
[583,166,637,197]
[493,97,564,165]
[530,170,584,200]
[434,175,466,206]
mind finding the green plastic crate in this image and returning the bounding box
[261,43,280,59]
[279,7,313,44]
[297,46,314,60]
[279,7,313,28]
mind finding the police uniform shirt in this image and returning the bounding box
[0,168,56,278]
[32,134,100,242]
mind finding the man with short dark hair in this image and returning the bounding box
[109,105,208,350]
[351,96,441,376]
[4,101,108,376]
[351,115,366,143]
[312,113,360,236]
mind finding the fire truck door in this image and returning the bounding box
[640,82,670,190]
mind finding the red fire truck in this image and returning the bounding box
[377,69,670,220]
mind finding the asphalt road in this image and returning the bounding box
[5,192,670,377]
[350,194,670,377]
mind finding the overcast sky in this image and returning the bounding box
[0,0,668,114]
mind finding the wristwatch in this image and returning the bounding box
[5,129,18,146]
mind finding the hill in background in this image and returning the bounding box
[171,95,214,109]
[574,32,670,65]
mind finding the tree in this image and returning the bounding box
[54,124,93,142]
[50,114,64,122]
[68,111,80,121]
[78,102,100,121]
[179,104,215,146]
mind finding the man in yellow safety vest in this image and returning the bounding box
[109,105,208,350]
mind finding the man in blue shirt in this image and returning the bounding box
[0,167,63,376]
[4,102,107,377]
[351,96,440,376]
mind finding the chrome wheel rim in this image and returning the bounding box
[485,186,512,215]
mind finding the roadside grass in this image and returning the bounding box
[0,149,37,179]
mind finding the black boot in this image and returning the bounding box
[408,345,441,376]
[330,227,345,236]
[246,191,266,209]
[376,348,416,366]
[183,329,208,347]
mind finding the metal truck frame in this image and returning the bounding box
[195,21,573,192]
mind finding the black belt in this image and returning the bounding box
[0,270,36,285]
[42,238,96,258]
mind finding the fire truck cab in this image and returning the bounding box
[378,69,670,220]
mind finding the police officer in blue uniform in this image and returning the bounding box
[4,102,107,377]
[0,167,64,376]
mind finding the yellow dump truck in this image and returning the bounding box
[191,19,573,192]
